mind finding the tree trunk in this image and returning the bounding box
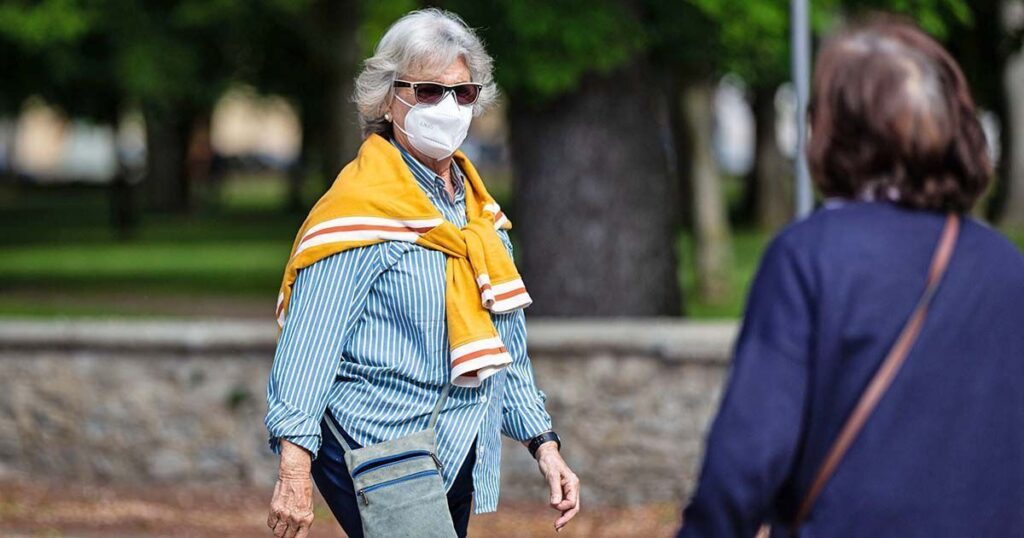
[316,0,362,188]
[752,85,793,231]
[681,81,733,305]
[109,163,139,240]
[509,61,681,316]
[142,104,193,212]
[288,107,319,213]
[999,39,1024,227]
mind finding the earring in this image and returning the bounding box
[384,112,392,122]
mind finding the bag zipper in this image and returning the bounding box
[351,450,434,478]
[357,469,439,506]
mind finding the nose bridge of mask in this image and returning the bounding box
[437,90,459,110]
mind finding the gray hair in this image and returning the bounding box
[354,8,498,138]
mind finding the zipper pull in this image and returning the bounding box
[430,452,444,472]
[358,490,369,506]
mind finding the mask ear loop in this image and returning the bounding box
[384,75,408,123]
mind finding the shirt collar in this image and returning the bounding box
[391,139,465,203]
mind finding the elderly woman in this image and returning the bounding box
[678,18,1024,537]
[263,9,579,538]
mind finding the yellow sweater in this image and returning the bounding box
[275,134,531,387]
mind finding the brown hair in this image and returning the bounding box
[807,17,991,212]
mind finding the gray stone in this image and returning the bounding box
[0,317,737,506]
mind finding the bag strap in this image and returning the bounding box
[792,213,961,529]
[323,383,454,455]
[428,382,453,429]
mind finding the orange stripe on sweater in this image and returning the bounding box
[452,346,508,367]
[494,287,527,301]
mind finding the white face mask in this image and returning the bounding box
[393,92,473,160]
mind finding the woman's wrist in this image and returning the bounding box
[278,438,313,479]
[533,441,560,459]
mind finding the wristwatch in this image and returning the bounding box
[528,431,561,459]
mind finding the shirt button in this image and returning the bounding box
[479,395,487,403]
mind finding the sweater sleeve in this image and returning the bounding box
[679,236,815,537]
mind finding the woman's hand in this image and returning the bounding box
[267,440,315,538]
[534,442,581,532]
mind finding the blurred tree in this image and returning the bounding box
[0,0,138,234]
[238,0,373,212]
[449,0,682,316]
[1001,1,1024,227]
[0,0,246,213]
[108,0,251,213]
[966,0,1024,226]
[647,0,734,306]
[684,0,975,230]
[237,0,419,212]
[685,0,801,233]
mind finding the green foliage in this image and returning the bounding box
[681,0,801,85]
[444,0,646,103]
[360,0,418,57]
[678,0,975,88]
[0,0,313,117]
[844,0,972,39]
[0,0,95,49]
[0,0,984,116]
[433,0,978,103]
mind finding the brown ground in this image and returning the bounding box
[0,478,682,538]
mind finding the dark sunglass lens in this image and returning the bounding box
[453,84,480,105]
[415,84,445,105]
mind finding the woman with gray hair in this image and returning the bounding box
[264,9,579,538]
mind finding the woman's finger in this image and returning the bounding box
[556,504,581,529]
[553,473,577,510]
[556,485,581,530]
[273,518,290,538]
[294,511,314,538]
[563,474,579,505]
[267,510,280,529]
[547,470,563,506]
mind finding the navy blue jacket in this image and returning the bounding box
[680,202,1024,537]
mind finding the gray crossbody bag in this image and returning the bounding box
[323,384,457,538]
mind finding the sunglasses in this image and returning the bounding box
[393,80,483,106]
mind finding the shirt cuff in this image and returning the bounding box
[265,402,324,458]
[501,398,553,442]
[269,434,322,457]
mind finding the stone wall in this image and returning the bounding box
[0,318,736,506]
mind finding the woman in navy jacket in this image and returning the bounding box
[679,18,1024,537]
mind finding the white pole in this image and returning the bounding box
[792,0,814,217]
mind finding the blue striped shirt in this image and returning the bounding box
[264,142,552,513]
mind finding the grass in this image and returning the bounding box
[2,176,1022,320]
[0,177,299,317]
[679,230,770,319]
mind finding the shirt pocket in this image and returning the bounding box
[376,242,448,356]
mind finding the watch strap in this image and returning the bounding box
[528,431,561,458]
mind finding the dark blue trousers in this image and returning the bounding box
[311,417,476,538]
